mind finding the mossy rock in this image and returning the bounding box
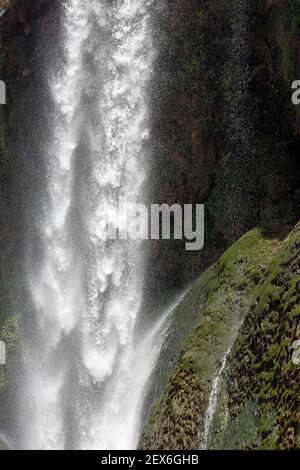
[208,223,300,450]
[141,226,283,450]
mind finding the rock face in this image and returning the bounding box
[141,223,300,450]
[145,0,300,309]
[208,223,300,450]
[141,2,300,448]
[0,0,299,451]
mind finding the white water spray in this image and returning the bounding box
[20,0,162,450]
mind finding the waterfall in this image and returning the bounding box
[19,0,161,450]
[0,430,14,450]
[199,316,244,449]
[199,345,232,450]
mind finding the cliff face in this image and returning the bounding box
[0,0,299,451]
[141,1,300,448]
[208,223,300,450]
[141,223,300,450]
[145,0,300,308]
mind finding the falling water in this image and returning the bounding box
[19,0,161,450]
[199,345,232,450]
[199,313,244,449]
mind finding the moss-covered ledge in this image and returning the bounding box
[141,226,284,450]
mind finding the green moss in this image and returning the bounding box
[208,223,300,450]
[208,397,263,450]
[141,226,282,450]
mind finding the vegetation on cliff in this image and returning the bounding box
[142,1,300,449]
[208,223,300,450]
[141,223,299,450]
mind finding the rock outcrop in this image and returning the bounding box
[141,223,300,450]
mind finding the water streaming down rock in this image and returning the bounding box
[19,0,163,450]
[199,345,233,450]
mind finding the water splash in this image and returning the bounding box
[0,430,15,450]
[20,0,159,450]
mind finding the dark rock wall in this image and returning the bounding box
[145,0,300,309]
